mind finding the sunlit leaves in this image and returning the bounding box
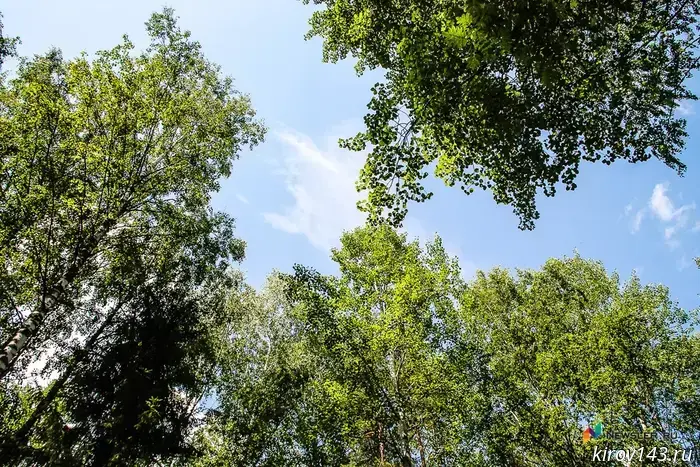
[0,6,264,378]
[303,0,700,229]
[0,8,263,464]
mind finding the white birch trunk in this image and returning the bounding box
[0,221,113,380]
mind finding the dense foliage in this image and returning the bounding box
[0,8,264,466]
[0,7,263,378]
[193,226,700,466]
[302,0,700,229]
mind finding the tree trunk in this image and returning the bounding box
[397,417,413,467]
[0,296,126,461]
[0,218,116,380]
[379,423,385,464]
[416,430,426,467]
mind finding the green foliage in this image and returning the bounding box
[302,0,700,229]
[462,258,700,465]
[1,5,699,467]
[288,226,478,466]
[0,8,263,465]
[0,384,37,438]
[1,181,246,466]
[200,226,700,466]
[0,6,264,376]
[54,273,234,465]
[190,273,336,466]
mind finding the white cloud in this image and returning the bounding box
[264,128,479,277]
[623,199,644,233]
[263,126,367,251]
[236,194,250,205]
[693,221,700,233]
[631,209,645,234]
[676,100,695,116]
[649,183,694,223]
[646,182,696,248]
[649,183,676,221]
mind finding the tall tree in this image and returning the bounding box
[284,226,483,466]
[302,0,700,229]
[50,274,234,466]
[0,8,265,378]
[1,205,245,465]
[460,257,700,465]
[191,273,328,466]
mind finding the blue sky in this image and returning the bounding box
[4,0,700,311]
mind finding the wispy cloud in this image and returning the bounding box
[631,208,645,234]
[649,183,677,222]
[236,194,250,205]
[264,126,478,277]
[635,183,700,250]
[622,199,645,234]
[676,100,695,117]
[263,125,367,251]
[625,182,698,270]
[647,183,695,248]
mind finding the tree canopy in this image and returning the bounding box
[302,0,700,229]
[194,226,700,466]
[0,8,265,465]
[0,7,264,378]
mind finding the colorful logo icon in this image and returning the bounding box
[583,422,603,443]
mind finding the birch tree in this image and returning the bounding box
[191,273,322,466]
[285,226,479,466]
[460,257,700,466]
[1,203,244,464]
[0,8,265,379]
[251,228,700,466]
